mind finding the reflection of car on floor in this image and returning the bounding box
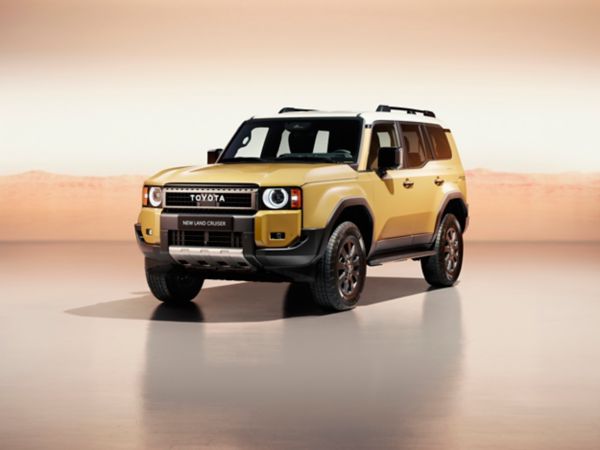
[135,105,469,311]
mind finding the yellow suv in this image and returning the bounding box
[135,105,468,311]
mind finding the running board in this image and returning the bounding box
[368,249,436,266]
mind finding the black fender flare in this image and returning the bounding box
[315,197,376,257]
[433,193,469,236]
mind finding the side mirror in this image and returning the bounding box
[207,148,223,164]
[377,146,404,175]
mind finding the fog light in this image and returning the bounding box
[146,228,153,236]
[271,232,285,240]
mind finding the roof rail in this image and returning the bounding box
[278,107,316,114]
[376,104,436,118]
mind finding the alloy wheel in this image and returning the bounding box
[336,236,362,299]
[443,227,460,276]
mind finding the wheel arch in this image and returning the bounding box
[435,193,469,234]
[323,197,375,255]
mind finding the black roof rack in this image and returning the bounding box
[376,104,436,118]
[278,107,316,114]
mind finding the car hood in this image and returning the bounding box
[145,163,358,186]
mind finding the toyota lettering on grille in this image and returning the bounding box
[190,193,226,206]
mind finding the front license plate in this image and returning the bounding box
[178,216,233,231]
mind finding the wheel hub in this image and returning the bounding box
[336,237,363,299]
[443,227,460,275]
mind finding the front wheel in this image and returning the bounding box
[310,221,367,311]
[420,213,464,287]
[145,259,204,304]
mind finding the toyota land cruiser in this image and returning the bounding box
[135,105,468,311]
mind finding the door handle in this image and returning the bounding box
[403,179,414,189]
[434,177,445,186]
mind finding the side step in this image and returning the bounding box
[368,249,436,266]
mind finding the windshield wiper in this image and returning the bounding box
[275,154,348,163]
[220,157,265,163]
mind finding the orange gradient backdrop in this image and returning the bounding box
[0,0,599,240]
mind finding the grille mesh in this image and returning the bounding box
[165,192,252,208]
[164,185,257,210]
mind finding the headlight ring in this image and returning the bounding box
[262,188,289,209]
[148,186,163,208]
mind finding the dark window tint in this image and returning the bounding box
[221,118,363,164]
[425,125,452,160]
[400,123,427,168]
[367,123,398,170]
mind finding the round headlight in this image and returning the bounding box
[148,187,163,207]
[262,188,289,209]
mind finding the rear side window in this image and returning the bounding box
[425,125,452,160]
[399,123,427,168]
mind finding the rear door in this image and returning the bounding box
[421,124,458,231]
[396,122,438,238]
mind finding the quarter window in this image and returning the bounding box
[425,125,452,160]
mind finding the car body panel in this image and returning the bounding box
[144,163,357,187]
[254,210,302,247]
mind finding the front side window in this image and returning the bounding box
[367,122,398,170]
[400,123,428,168]
[221,118,363,164]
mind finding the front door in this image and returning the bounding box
[364,122,417,240]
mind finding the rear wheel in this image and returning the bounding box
[145,259,204,304]
[310,221,367,311]
[420,213,464,287]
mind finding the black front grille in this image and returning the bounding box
[165,192,253,208]
[169,230,243,248]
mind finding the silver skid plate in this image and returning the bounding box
[169,246,254,270]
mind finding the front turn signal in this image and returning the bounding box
[290,188,302,209]
[142,186,149,206]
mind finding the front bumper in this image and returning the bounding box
[134,215,325,281]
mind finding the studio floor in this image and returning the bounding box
[1,242,599,449]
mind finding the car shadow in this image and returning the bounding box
[66,276,431,323]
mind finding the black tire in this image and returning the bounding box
[310,221,367,311]
[421,213,464,287]
[145,259,204,304]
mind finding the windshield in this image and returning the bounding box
[220,118,363,164]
